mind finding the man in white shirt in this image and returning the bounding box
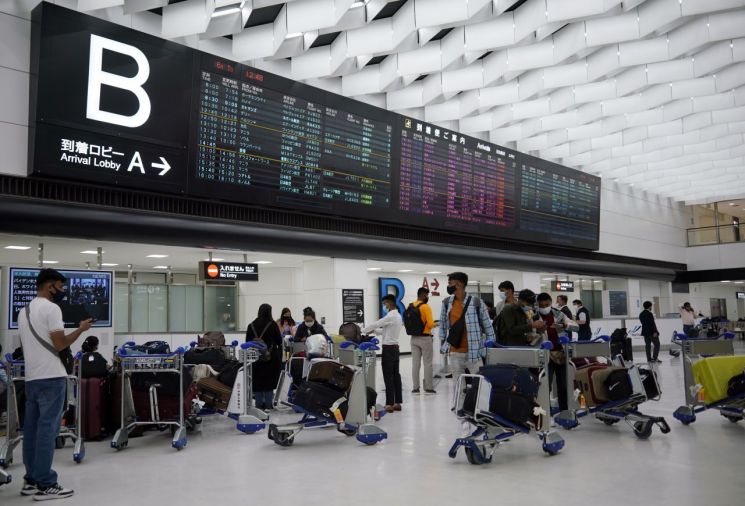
[363,294,403,413]
[17,269,91,501]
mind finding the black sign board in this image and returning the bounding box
[609,291,628,316]
[199,262,258,282]
[553,280,575,292]
[342,289,365,324]
[28,3,601,251]
[736,292,745,300]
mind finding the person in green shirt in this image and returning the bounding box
[498,289,545,346]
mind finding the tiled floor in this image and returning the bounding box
[1,350,743,505]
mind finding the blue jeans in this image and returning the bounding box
[23,377,66,488]
[254,391,273,409]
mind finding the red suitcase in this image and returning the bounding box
[80,377,110,441]
[131,382,198,423]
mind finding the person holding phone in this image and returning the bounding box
[17,269,92,501]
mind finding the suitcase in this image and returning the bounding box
[489,390,535,425]
[610,338,633,362]
[293,381,348,420]
[130,369,194,397]
[478,364,539,398]
[307,361,355,392]
[131,382,198,422]
[197,377,232,411]
[692,355,745,403]
[574,365,627,406]
[79,377,110,440]
[572,357,600,370]
[639,368,661,400]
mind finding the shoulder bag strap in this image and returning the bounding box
[24,305,59,358]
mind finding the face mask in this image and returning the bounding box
[50,286,66,304]
[573,305,580,311]
[305,320,314,327]
[538,307,551,316]
[498,292,507,301]
[522,306,531,314]
[446,285,456,295]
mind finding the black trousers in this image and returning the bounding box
[381,345,402,405]
[578,327,592,341]
[644,334,660,361]
[548,359,568,411]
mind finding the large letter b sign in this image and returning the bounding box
[86,34,151,128]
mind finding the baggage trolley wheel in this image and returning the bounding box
[0,458,12,469]
[54,437,66,449]
[602,418,619,426]
[673,406,696,425]
[724,415,743,423]
[268,425,294,447]
[111,441,128,451]
[633,421,653,440]
[337,427,356,437]
[172,439,187,451]
[73,452,84,464]
[464,446,490,465]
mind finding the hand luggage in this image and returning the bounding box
[130,341,170,354]
[80,377,110,440]
[610,328,627,342]
[216,360,241,387]
[197,377,232,411]
[131,382,198,422]
[603,369,633,401]
[489,390,535,424]
[199,331,226,347]
[81,352,109,378]
[638,368,661,400]
[692,355,745,403]
[307,361,355,392]
[338,323,362,343]
[574,365,628,406]
[184,347,229,370]
[610,338,633,362]
[292,381,348,419]
[478,364,539,398]
[129,368,194,397]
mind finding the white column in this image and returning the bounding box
[521,271,542,293]
[627,279,641,316]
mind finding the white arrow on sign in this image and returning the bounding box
[357,310,364,316]
[151,157,171,176]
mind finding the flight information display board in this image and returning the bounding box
[399,118,516,233]
[192,54,394,215]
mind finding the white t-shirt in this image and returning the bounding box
[17,297,67,382]
[362,309,403,346]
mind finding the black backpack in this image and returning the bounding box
[727,373,745,397]
[604,370,633,401]
[403,303,426,336]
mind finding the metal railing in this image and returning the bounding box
[687,224,745,246]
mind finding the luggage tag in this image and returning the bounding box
[330,397,347,424]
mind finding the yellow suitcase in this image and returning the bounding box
[692,355,745,403]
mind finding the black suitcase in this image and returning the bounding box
[293,381,348,419]
[610,338,633,361]
[489,390,534,424]
[639,368,660,399]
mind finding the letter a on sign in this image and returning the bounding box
[127,151,145,174]
[87,34,151,128]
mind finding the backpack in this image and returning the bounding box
[727,373,745,397]
[603,369,633,401]
[403,303,426,336]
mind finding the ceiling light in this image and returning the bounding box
[42,260,59,264]
[153,265,169,269]
[722,280,731,283]
[254,261,272,264]
[5,245,31,250]
[205,258,224,262]
[367,267,382,271]
[80,250,104,255]
[734,281,744,284]
[101,263,119,267]
[398,269,413,273]
[541,277,556,281]
[427,271,442,274]
[147,254,168,258]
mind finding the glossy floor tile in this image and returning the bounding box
[1,350,743,505]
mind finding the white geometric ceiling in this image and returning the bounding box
[57,1,745,204]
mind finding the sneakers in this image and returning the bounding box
[33,484,74,501]
[21,481,38,496]
[411,388,420,394]
[424,389,437,395]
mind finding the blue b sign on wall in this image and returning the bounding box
[378,277,406,317]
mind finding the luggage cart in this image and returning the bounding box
[232,341,270,434]
[449,342,565,465]
[268,341,387,447]
[337,337,378,390]
[554,337,670,439]
[671,332,744,425]
[110,345,191,451]
[0,355,83,469]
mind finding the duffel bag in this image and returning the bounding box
[603,369,633,401]
[489,390,535,424]
[478,364,538,398]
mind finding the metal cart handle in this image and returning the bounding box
[358,342,379,352]
[240,341,267,350]
[559,335,610,344]
[484,340,553,350]
[117,347,186,358]
[339,341,357,349]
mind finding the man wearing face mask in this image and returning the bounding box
[494,280,515,316]
[439,272,497,382]
[17,269,92,501]
[363,295,404,412]
[498,289,546,346]
[572,299,592,341]
[293,307,328,343]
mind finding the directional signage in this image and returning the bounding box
[199,262,259,281]
[342,289,365,324]
[553,280,575,292]
[737,292,745,300]
[422,276,441,297]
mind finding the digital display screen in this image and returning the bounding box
[8,268,113,329]
[191,54,394,216]
[29,3,601,251]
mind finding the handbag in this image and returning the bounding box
[250,321,274,362]
[446,296,472,347]
[24,305,74,374]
